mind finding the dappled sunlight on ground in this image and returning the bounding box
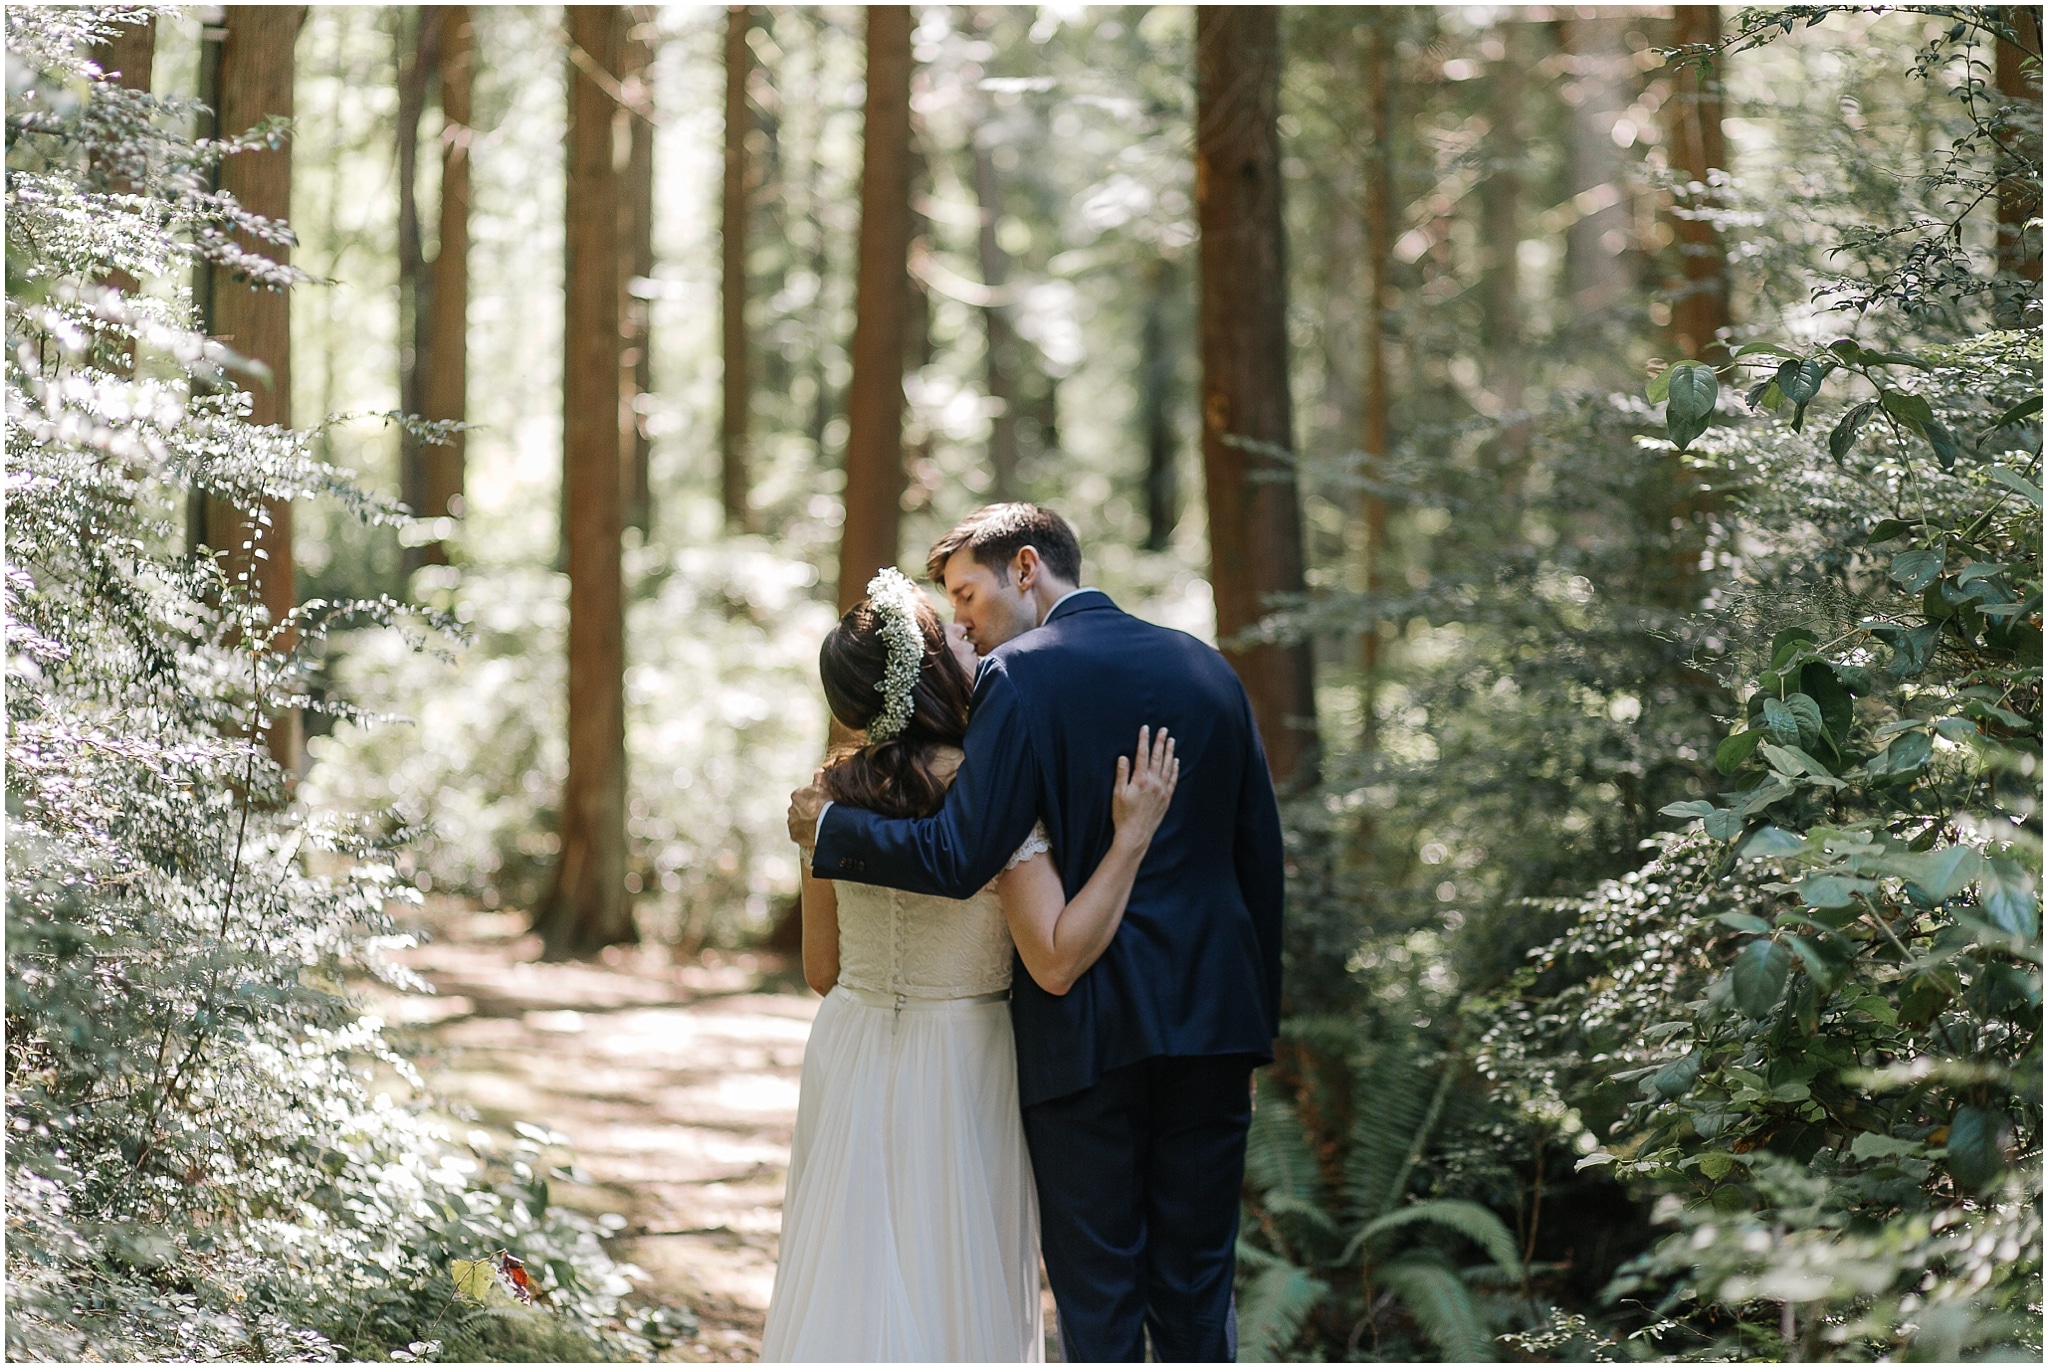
[371,904,818,1362]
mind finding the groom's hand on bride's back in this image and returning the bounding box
[788,769,827,849]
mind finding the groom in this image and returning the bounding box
[788,503,1285,1362]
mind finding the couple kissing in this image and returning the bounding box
[767,503,1284,1362]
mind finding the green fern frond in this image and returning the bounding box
[1344,1198,1524,1277]
[1342,1045,1445,1222]
[1375,1252,1496,1362]
[1235,1264,1329,1362]
[1246,1089,1322,1206]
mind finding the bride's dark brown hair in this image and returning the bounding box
[818,594,973,819]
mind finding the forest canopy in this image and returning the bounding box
[6,2,2040,1362]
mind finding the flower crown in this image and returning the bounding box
[864,567,925,742]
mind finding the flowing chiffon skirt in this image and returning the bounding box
[761,985,1044,1362]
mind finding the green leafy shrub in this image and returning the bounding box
[1476,8,2041,1345]
[5,9,657,1357]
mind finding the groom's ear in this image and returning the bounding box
[1012,545,1041,591]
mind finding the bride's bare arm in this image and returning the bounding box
[998,727,1179,996]
[798,836,841,995]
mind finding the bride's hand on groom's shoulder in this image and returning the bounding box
[1110,726,1179,853]
[788,769,827,848]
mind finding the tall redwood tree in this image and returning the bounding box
[208,6,304,772]
[836,5,914,612]
[721,4,754,531]
[540,4,633,957]
[1665,5,1730,362]
[420,5,473,549]
[1195,6,1318,788]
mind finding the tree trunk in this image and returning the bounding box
[1559,12,1635,325]
[1358,11,1394,729]
[1994,4,2042,319]
[209,6,304,774]
[1140,257,1178,551]
[397,7,438,570]
[721,5,753,531]
[540,4,633,958]
[836,5,914,612]
[418,4,472,558]
[622,9,655,534]
[1195,6,1318,789]
[1479,16,1528,471]
[93,11,155,91]
[971,106,1020,500]
[90,11,155,368]
[1665,6,1730,361]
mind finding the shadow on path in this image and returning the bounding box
[374,903,817,1363]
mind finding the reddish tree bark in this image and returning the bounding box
[836,5,914,612]
[621,8,655,534]
[209,6,304,772]
[539,5,633,958]
[1995,4,2042,318]
[1195,6,1318,788]
[1665,5,1730,362]
[419,5,472,550]
[397,7,438,567]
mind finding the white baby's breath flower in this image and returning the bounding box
[865,568,925,741]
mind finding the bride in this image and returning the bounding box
[762,569,1178,1362]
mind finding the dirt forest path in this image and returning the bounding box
[375,905,818,1362]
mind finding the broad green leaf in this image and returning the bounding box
[1778,357,1827,405]
[1784,934,1838,990]
[1922,418,1958,470]
[1799,663,1854,744]
[1828,400,1876,463]
[1698,1150,1738,1179]
[1769,626,1820,667]
[1736,781,1797,818]
[1888,546,1946,593]
[1798,874,1875,909]
[1879,389,1934,427]
[1761,696,1801,745]
[1660,799,1718,820]
[1714,728,1766,774]
[1715,911,1774,934]
[1665,362,1719,451]
[1985,393,2042,430]
[1646,366,1673,403]
[1886,623,1941,678]
[1880,845,1984,902]
[1945,1106,2007,1191]
[1782,693,1825,748]
[1933,716,1981,742]
[1955,560,2006,585]
[1653,1052,1702,1099]
[1986,466,2044,508]
[1703,808,1746,841]
[1735,341,1800,359]
[1825,337,1863,361]
[1740,824,1805,858]
[1978,857,2039,937]
[1849,1132,1923,1161]
[1866,517,1921,543]
[1732,939,1791,1017]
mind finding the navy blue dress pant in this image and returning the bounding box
[1023,1054,1257,1362]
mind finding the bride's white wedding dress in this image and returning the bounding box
[761,831,1049,1362]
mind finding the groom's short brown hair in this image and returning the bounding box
[926,503,1082,588]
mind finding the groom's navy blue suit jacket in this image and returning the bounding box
[813,590,1285,1107]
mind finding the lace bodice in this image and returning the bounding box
[833,824,1051,1000]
